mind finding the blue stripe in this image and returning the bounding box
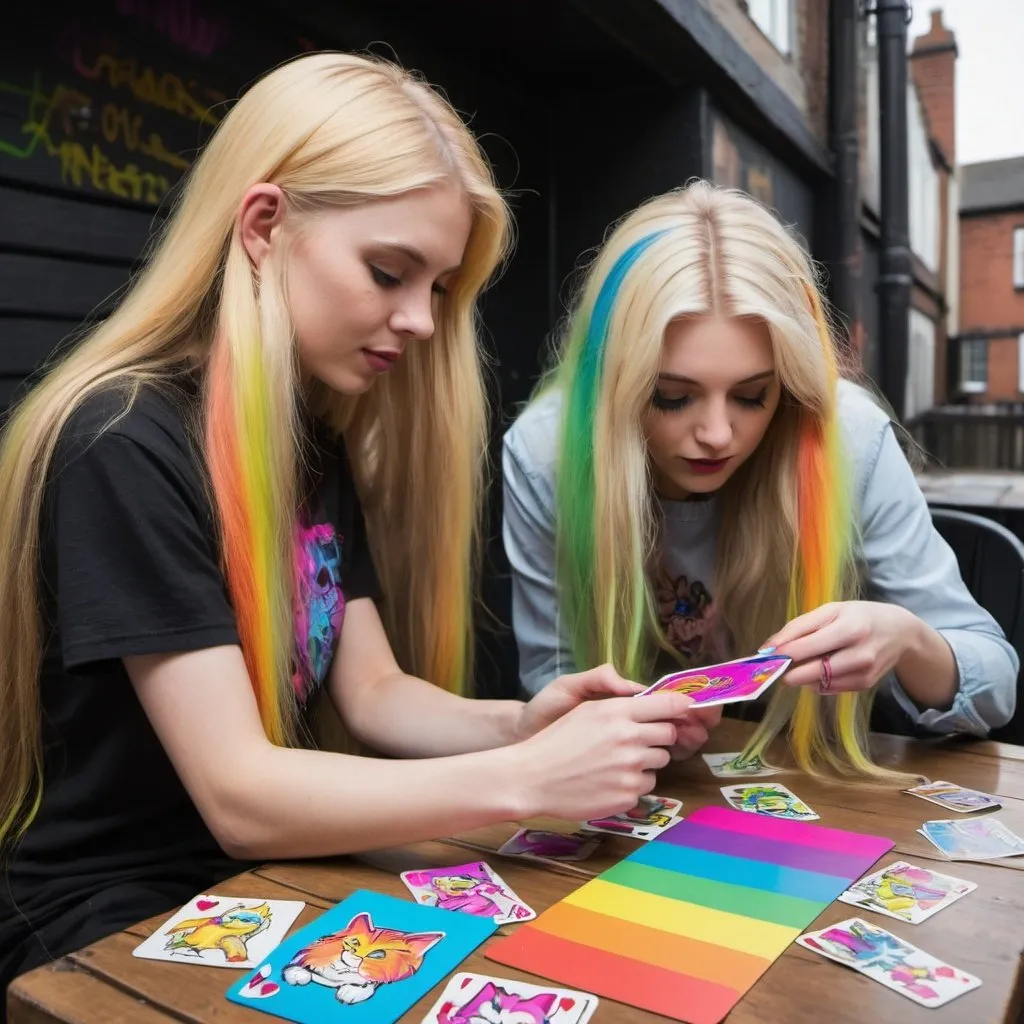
[626,837,850,905]
[578,229,669,389]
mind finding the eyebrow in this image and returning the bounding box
[375,241,461,275]
[657,369,775,386]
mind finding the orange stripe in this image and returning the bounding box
[488,926,742,1024]
[530,901,771,990]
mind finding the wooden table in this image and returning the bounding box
[9,719,1024,1024]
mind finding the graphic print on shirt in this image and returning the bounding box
[292,521,345,702]
[654,566,713,658]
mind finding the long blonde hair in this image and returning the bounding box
[0,53,511,848]
[541,182,902,780]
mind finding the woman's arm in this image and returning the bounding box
[861,425,1018,730]
[328,599,524,757]
[769,417,1018,734]
[125,645,692,861]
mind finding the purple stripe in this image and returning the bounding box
[659,821,882,879]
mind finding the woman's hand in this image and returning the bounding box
[515,663,645,739]
[668,703,723,760]
[765,601,920,694]
[511,689,696,822]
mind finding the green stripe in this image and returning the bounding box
[602,859,823,928]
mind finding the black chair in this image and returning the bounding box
[931,507,1024,745]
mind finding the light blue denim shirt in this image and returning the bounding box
[502,380,1018,736]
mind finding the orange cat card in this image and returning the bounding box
[226,890,496,1024]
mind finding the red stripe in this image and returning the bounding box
[487,926,742,1024]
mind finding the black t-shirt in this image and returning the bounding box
[0,374,379,999]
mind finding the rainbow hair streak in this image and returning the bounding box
[743,285,873,776]
[206,338,298,748]
[556,230,668,681]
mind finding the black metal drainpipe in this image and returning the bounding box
[830,0,863,356]
[872,0,913,423]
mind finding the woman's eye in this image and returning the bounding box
[651,391,691,412]
[370,266,401,288]
[735,388,768,409]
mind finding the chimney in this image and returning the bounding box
[910,9,958,166]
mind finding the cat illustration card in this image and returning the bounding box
[581,794,683,840]
[797,917,982,1009]
[400,861,536,925]
[837,861,976,924]
[421,972,599,1024]
[636,653,791,706]
[132,894,305,969]
[720,783,819,821]
[225,889,496,1024]
[497,829,600,862]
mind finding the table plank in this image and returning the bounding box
[7,962,176,1024]
[10,720,1024,1024]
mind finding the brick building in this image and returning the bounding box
[957,156,1024,403]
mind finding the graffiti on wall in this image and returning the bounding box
[0,7,228,204]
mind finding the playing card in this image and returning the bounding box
[702,751,783,778]
[837,860,976,923]
[636,653,791,706]
[581,794,683,840]
[226,890,496,1024]
[132,894,304,969]
[399,861,536,925]
[720,782,819,821]
[420,972,599,1024]
[905,780,1001,813]
[497,828,600,862]
[918,817,1024,860]
[797,917,982,1009]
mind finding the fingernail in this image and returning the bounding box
[757,646,776,655]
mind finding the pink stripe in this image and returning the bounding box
[682,806,892,858]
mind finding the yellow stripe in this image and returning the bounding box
[563,879,798,959]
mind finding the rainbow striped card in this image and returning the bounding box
[486,805,894,1024]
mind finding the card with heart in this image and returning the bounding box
[720,782,819,821]
[581,794,683,840]
[904,780,1001,814]
[226,890,496,1024]
[399,861,535,925]
[497,828,600,862]
[702,752,783,778]
[837,860,977,924]
[636,653,791,706]
[132,894,305,969]
[420,972,599,1024]
[797,917,982,1009]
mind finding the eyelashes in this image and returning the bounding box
[370,265,400,288]
[369,265,448,296]
[650,388,769,413]
[651,392,690,412]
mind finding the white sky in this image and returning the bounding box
[909,0,1024,166]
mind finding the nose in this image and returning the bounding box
[389,289,435,341]
[693,398,733,452]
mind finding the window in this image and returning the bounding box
[746,0,793,55]
[1014,228,1024,289]
[905,309,936,419]
[960,338,988,394]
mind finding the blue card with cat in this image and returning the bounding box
[226,889,497,1024]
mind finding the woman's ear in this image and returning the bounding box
[238,183,286,269]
